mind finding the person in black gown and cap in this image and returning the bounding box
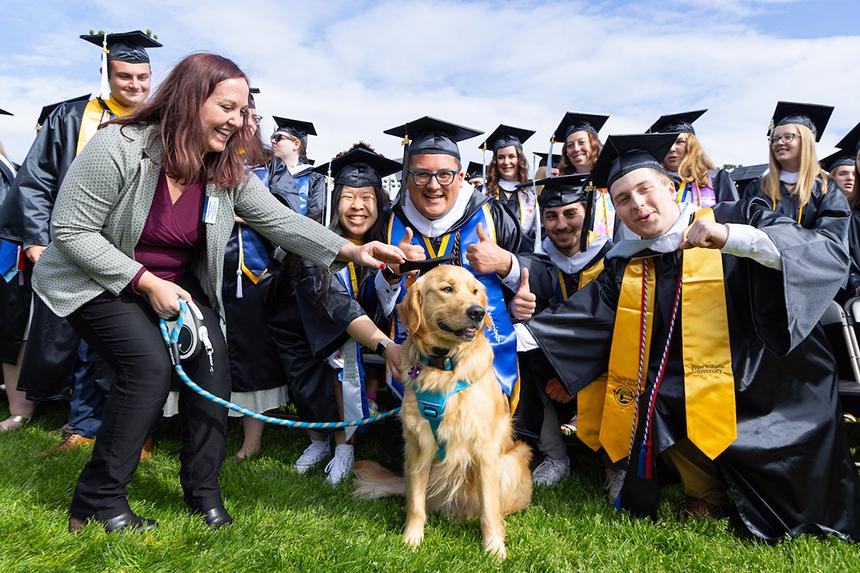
[268,116,327,223]
[266,143,403,483]
[0,30,161,455]
[508,173,613,488]
[645,110,737,207]
[371,116,523,409]
[515,131,860,540]
[480,125,538,252]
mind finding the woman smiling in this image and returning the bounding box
[31,53,403,533]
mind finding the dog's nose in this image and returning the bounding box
[466,305,486,322]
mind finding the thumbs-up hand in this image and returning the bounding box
[511,267,537,320]
[385,227,426,284]
[466,223,513,275]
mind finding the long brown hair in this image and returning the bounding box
[762,124,829,211]
[111,53,264,187]
[558,131,602,174]
[677,133,715,187]
[485,145,530,199]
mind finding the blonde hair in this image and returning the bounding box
[558,131,602,175]
[677,133,715,187]
[762,124,829,211]
[485,145,530,200]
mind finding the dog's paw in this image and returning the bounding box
[402,524,425,549]
[484,536,507,561]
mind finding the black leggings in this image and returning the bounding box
[67,276,230,520]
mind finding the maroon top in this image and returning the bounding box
[130,171,205,290]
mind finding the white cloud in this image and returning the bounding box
[1,0,858,172]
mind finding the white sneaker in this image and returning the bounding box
[294,440,331,474]
[324,444,355,485]
[603,467,627,503]
[531,456,571,486]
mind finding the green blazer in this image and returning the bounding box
[32,122,347,319]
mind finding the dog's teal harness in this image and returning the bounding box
[412,353,470,461]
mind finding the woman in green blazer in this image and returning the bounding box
[32,53,404,533]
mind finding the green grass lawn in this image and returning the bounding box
[1,401,858,573]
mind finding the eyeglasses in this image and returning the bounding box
[407,169,458,186]
[769,132,798,145]
[271,134,292,143]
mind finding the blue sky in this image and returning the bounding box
[1,0,859,169]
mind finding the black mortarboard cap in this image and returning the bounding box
[836,122,860,153]
[480,124,535,152]
[37,94,90,130]
[770,101,833,142]
[820,150,856,172]
[400,255,457,274]
[80,30,162,64]
[553,112,610,142]
[534,152,562,168]
[591,133,678,189]
[314,144,401,188]
[730,164,769,186]
[273,116,317,146]
[0,109,11,116]
[646,110,707,135]
[384,116,482,160]
[533,174,591,210]
[465,161,484,179]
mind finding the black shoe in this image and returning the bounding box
[69,511,158,533]
[194,506,234,529]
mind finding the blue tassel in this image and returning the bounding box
[637,443,649,479]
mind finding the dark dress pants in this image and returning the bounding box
[66,276,230,520]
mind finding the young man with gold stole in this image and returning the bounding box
[515,133,860,542]
[0,30,160,451]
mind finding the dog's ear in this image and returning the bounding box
[399,285,423,334]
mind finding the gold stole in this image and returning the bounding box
[679,209,735,460]
[582,208,736,461]
[76,96,130,155]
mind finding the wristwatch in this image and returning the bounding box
[375,338,392,357]
[381,265,400,282]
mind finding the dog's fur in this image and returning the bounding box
[353,265,531,560]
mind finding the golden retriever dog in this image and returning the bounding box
[353,265,532,560]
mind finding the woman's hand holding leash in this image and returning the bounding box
[137,271,192,319]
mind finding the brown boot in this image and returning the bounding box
[42,433,95,456]
[139,436,154,461]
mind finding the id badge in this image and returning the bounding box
[203,196,220,225]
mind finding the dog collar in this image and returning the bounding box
[418,352,457,371]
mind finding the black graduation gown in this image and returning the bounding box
[843,209,860,298]
[710,168,739,203]
[524,192,860,542]
[495,188,536,253]
[514,240,613,441]
[267,158,326,224]
[0,158,31,364]
[266,260,369,423]
[0,96,114,399]
[221,176,288,393]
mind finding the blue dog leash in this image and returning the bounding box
[158,299,400,429]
